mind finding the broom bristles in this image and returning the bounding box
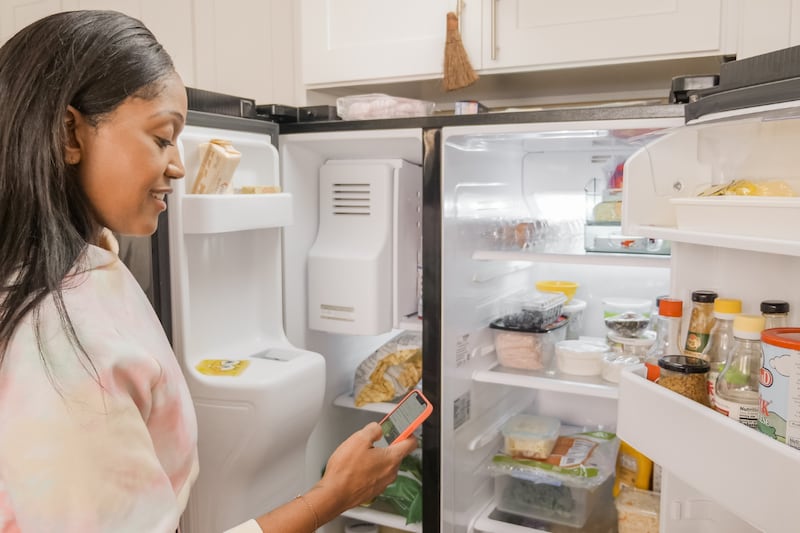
[443,11,478,91]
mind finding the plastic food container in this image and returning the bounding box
[601,353,641,383]
[616,486,660,533]
[535,280,579,302]
[490,317,569,371]
[607,330,656,358]
[555,340,608,376]
[759,328,800,447]
[497,290,567,331]
[562,298,587,340]
[495,474,612,528]
[336,93,435,120]
[604,312,650,337]
[657,354,711,406]
[501,414,561,459]
[601,297,651,319]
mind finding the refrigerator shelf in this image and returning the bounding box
[618,368,800,532]
[473,363,619,399]
[472,249,669,268]
[333,393,396,414]
[627,224,800,257]
[341,506,421,532]
[181,192,292,234]
[472,499,549,533]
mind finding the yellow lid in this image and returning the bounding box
[733,314,766,335]
[714,298,742,314]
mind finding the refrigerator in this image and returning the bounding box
[125,46,800,533]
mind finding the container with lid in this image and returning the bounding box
[759,328,800,448]
[501,414,561,459]
[555,340,608,376]
[616,485,660,533]
[644,298,683,381]
[761,300,791,330]
[498,290,567,330]
[490,316,569,371]
[704,298,743,409]
[684,290,718,357]
[715,314,765,428]
[601,297,651,319]
[601,353,641,383]
[607,330,657,359]
[562,298,587,340]
[657,354,711,406]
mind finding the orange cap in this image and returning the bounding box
[659,298,683,317]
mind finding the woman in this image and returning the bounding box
[0,10,417,533]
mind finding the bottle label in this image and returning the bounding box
[707,370,719,408]
[715,396,759,429]
[685,331,710,355]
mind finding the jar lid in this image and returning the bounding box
[714,298,742,315]
[658,354,710,373]
[658,298,683,317]
[691,290,718,303]
[761,300,790,314]
[762,328,800,350]
[733,314,766,339]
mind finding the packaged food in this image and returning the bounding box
[191,139,241,194]
[759,328,800,447]
[236,185,281,194]
[353,332,422,407]
[555,340,607,376]
[561,298,587,340]
[501,414,561,459]
[604,312,650,337]
[697,179,796,197]
[491,317,568,371]
[336,93,435,120]
[613,440,652,496]
[616,486,660,533]
[683,290,718,357]
[498,290,567,330]
[657,354,711,407]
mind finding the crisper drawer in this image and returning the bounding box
[617,369,800,532]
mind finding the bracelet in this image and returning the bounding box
[295,494,319,532]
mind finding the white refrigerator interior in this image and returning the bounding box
[618,103,800,533]
[438,118,684,533]
[171,120,326,533]
[281,129,425,532]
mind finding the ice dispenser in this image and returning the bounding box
[308,159,421,335]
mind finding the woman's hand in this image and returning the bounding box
[315,422,418,512]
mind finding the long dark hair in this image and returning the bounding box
[0,11,177,371]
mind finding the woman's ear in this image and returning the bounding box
[64,105,83,166]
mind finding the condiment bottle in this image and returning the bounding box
[715,315,765,428]
[703,298,742,409]
[644,298,683,381]
[683,290,718,357]
[657,354,711,407]
[761,300,790,330]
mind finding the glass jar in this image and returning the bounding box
[715,314,765,429]
[684,290,718,357]
[703,298,742,409]
[657,354,711,406]
[761,300,790,330]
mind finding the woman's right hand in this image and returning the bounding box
[315,422,418,512]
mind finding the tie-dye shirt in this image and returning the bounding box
[0,243,260,533]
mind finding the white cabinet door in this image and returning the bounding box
[301,0,481,86]
[482,0,731,71]
[0,0,196,87]
[193,0,299,105]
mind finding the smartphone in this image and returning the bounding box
[375,389,433,447]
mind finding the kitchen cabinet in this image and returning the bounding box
[482,0,734,72]
[301,0,736,89]
[0,0,299,106]
[300,0,481,87]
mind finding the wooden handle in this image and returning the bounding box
[447,11,459,32]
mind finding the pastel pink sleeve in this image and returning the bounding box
[0,349,192,533]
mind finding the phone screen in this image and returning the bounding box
[376,390,429,447]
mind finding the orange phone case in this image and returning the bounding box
[379,389,433,444]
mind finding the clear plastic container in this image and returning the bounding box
[601,297,652,319]
[497,290,567,330]
[490,317,569,371]
[495,474,612,529]
[555,340,607,376]
[607,330,656,359]
[562,298,587,340]
[501,414,561,459]
[616,486,660,533]
[336,93,435,120]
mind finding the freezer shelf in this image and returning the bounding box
[473,363,619,400]
[618,368,800,532]
[342,506,421,532]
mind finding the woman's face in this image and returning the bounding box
[70,73,187,236]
